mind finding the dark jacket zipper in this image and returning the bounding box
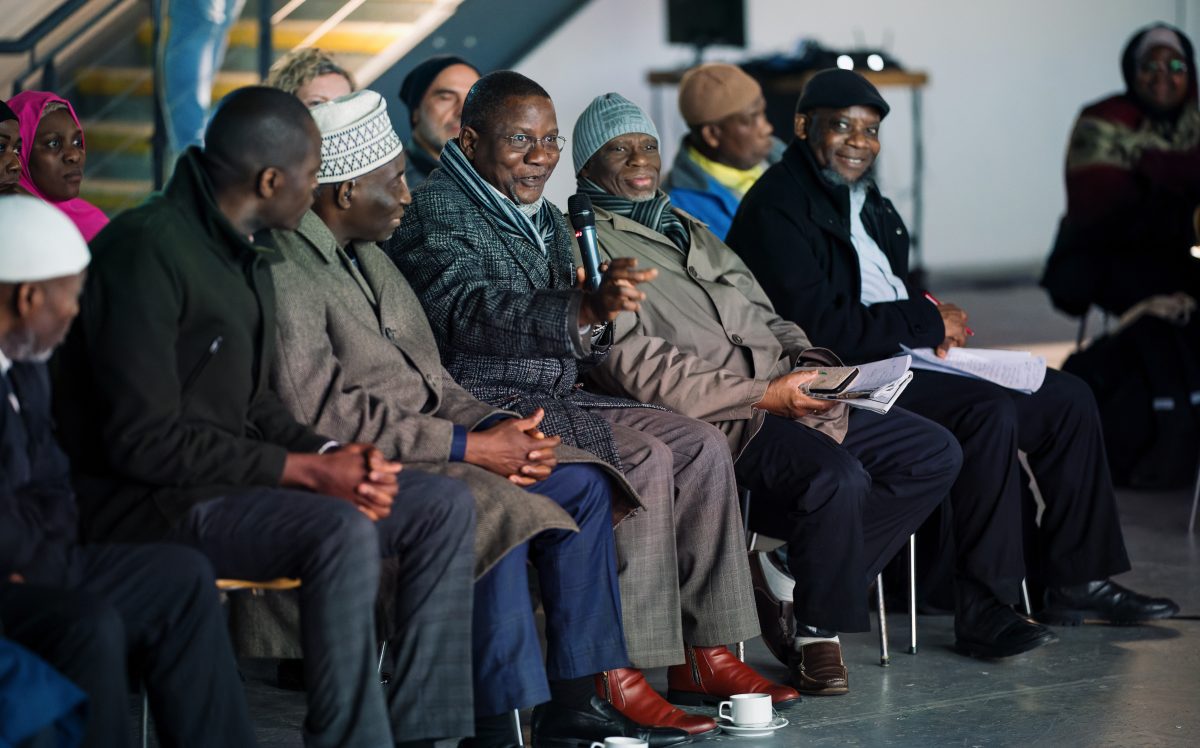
[182,336,223,393]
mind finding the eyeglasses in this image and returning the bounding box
[501,133,567,153]
[1139,59,1189,75]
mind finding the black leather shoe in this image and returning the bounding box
[749,550,795,667]
[531,696,692,748]
[1041,579,1180,626]
[955,599,1058,659]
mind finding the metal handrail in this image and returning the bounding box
[2,0,129,95]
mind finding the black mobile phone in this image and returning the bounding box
[800,366,859,396]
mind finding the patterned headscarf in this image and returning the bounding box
[6,91,108,242]
[439,138,559,256]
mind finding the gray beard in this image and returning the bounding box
[818,165,876,189]
[1,328,53,363]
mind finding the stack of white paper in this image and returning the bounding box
[800,355,914,414]
[900,345,1047,394]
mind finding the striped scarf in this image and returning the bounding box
[577,178,690,252]
[440,139,559,255]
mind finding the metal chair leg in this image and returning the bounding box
[908,533,918,654]
[1188,458,1200,533]
[141,686,149,748]
[512,708,524,746]
[876,573,889,666]
[1021,579,1033,616]
[739,487,753,547]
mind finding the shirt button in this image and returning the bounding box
[895,228,903,235]
[688,266,698,278]
[425,372,436,382]
[384,327,395,339]
[732,334,744,345]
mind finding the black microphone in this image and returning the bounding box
[568,193,603,291]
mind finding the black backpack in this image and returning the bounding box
[1062,315,1200,488]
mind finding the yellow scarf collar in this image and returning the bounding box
[687,145,765,197]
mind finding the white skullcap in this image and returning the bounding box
[0,195,90,283]
[310,90,404,184]
[1135,26,1186,62]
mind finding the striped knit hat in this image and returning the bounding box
[572,93,659,175]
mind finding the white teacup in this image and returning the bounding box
[717,692,774,727]
[590,739,648,748]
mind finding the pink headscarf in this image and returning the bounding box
[7,90,109,242]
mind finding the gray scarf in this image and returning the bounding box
[440,139,559,255]
[577,178,690,252]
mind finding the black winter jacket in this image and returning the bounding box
[726,140,944,364]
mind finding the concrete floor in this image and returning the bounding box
[141,284,1200,746]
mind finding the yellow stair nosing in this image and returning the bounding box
[75,68,259,99]
[135,19,411,55]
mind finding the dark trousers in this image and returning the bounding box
[168,469,477,746]
[471,464,629,717]
[0,544,254,748]
[735,408,961,632]
[898,368,1132,603]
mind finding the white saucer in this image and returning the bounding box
[717,715,789,737]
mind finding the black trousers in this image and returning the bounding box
[735,408,961,632]
[897,368,1132,603]
[0,544,253,748]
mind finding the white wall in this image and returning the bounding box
[515,0,1199,274]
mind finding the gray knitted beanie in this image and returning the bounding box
[571,92,659,175]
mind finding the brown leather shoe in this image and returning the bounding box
[666,644,801,708]
[596,668,717,737]
[749,550,795,667]
[788,641,849,696]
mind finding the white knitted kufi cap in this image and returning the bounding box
[0,195,90,282]
[310,90,404,184]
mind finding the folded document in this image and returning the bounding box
[900,345,1046,393]
[797,355,913,414]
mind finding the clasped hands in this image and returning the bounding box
[466,408,560,487]
[283,444,401,521]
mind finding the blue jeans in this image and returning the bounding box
[161,0,248,151]
[472,464,630,717]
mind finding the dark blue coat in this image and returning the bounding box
[0,362,77,585]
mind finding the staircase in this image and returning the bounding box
[64,0,460,214]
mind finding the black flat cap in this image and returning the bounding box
[796,68,890,118]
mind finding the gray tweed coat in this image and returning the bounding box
[384,168,653,478]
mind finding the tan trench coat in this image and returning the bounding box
[584,206,849,457]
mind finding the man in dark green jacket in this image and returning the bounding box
[54,87,478,748]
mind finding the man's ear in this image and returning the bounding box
[257,166,283,199]
[459,125,479,159]
[336,180,355,209]
[12,281,43,320]
[699,123,722,151]
[794,113,810,141]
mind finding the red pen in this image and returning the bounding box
[923,291,974,336]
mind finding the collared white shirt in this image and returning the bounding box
[0,346,19,413]
[850,185,908,306]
